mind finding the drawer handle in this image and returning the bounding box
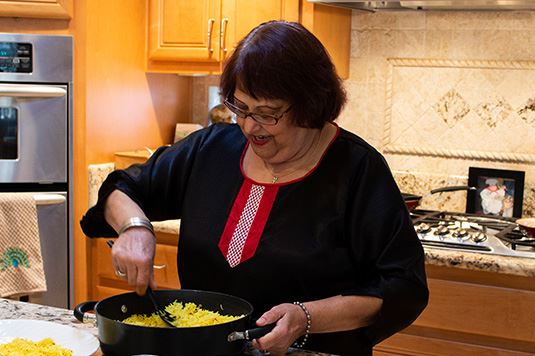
[207,18,215,53]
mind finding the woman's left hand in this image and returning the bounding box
[252,303,307,356]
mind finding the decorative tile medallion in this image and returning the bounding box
[518,96,535,126]
[383,59,535,163]
[475,96,512,128]
[434,89,470,128]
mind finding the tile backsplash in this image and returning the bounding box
[191,11,535,217]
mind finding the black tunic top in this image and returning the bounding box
[81,123,428,356]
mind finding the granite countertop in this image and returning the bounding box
[0,298,331,356]
[423,247,535,277]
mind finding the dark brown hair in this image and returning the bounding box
[220,20,346,129]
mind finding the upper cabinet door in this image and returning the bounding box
[0,0,73,19]
[221,0,299,61]
[148,0,222,63]
[146,0,350,78]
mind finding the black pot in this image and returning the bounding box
[74,289,269,356]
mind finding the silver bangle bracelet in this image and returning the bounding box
[117,217,154,236]
[292,301,311,348]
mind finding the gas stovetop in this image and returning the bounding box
[411,210,535,258]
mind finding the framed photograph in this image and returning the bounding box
[466,167,525,218]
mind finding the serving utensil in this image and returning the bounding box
[145,286,177,327]
[106,240,177,327]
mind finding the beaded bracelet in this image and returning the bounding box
[292,301,311,348]
[118,217,154,236]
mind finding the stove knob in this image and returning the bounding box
[416,223,431,233]
[452,228,469,239]
[472,232,487,243]
[435,226,449,235]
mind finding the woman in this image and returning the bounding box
[81,21,428,356]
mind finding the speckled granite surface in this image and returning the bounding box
[423,248,535,277]
[152,219,180,235]
[0,298,330,356]
[0,298,96,332]
[87,163,115,208]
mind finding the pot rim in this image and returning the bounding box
[93,289,254,330]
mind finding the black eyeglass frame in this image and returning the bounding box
[223,97,291,126]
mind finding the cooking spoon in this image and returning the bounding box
[106,240,177,327]
[145,286,178,327]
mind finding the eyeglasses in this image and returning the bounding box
[223,97,291,126]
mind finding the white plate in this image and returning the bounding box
[0,319,99,355]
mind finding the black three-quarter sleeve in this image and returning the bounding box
[80,125,216,238]
[342,148,429,345]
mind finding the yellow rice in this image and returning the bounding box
[122,301,242,328]
[0,337,72,356]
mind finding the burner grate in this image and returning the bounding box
[410,209,535,257]
[495,225,535,250]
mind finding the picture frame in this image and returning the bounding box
[466,167,525,218]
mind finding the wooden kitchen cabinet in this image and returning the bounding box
[300,1,351,79]
[89,231,180,301]
[0,0,73,19]
[146,0,351,78]
[374,264,535,355]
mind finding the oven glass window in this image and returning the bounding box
[0,107,17,159]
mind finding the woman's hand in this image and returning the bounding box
[104,190,157,295]
[252,303,307,356]
[251,295,382,355]
[111,227,156,295]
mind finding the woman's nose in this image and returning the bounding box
[238,115,260,133]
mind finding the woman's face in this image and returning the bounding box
[233,88,314,164]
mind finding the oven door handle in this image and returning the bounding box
[0,83,66,98]
[33,194,66,206]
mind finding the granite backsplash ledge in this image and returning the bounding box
[393,171,535,217]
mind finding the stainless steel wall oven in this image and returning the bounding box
[0,33,72,308]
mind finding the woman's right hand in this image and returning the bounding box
[111,227,156,295]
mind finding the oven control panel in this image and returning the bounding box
[0,42,32,73]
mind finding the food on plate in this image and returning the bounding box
[0,337,72,355]
[122,301,242,328]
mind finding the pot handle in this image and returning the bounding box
[430,186,476,194]
[227,323,276,342]
[74,301,98,324]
